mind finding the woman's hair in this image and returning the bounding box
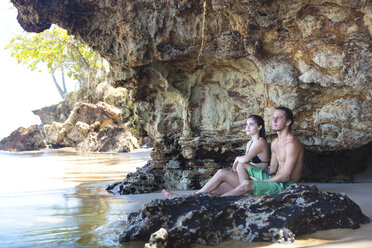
[248,115,266,138]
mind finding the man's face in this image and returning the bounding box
[272,110,288,131]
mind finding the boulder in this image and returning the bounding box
[119,185,369,248]
[106,160,223,195]
[107,161,164,195]
[32,91,76,126]
[0,125,46,152]
[43,101,139,152]
[77,124,139,153]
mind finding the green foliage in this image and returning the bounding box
[5,25,108,99]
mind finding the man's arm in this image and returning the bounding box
[267,140,278,174]
[264,142,299,182]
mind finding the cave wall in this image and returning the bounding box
[12,0,372,181]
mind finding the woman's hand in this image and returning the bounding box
[232,157,240,173]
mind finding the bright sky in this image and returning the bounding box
[0,2,76,139]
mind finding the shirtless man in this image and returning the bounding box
[223,106,304,196]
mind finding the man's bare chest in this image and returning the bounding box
[274,142,287,163]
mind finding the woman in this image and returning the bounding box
[163,115,270,198]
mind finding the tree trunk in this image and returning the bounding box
[51,70,65,99]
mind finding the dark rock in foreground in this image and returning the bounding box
[106,161,220,195]
[120,184,369,248]
[0,125,46,152]
[106,161,165,195]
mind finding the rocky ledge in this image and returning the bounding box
[0,125,46,152]
[43,101,140,152]
[120,184,369,248]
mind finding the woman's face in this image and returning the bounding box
[246,118,260,136]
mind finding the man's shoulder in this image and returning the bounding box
[271,137,279,147]
[291,134,303,148]
[286,135,303,152]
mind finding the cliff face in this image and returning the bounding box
[12,0,371,181]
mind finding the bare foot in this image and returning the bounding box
[162,189,181,199]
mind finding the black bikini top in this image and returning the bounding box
[247,140,269,164]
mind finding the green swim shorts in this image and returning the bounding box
[247,166,294,196]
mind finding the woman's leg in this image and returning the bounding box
[197,169,240,193]
[163,169,240,198]
[211,182,234,195]
[236,162,252,183]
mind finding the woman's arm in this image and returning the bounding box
[233,140,267,172]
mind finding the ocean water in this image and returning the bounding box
[0,148,155,248]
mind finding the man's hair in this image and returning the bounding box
[276,106,294,130]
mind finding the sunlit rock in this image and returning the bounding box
[42,101,139,152]
[0,125,46,152]
[77,124,139,153]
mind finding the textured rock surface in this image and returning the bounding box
[77,124,139,153]
[119,184,369,247]
[0,125,46,152]
[107,161,164,194]
[144,228,168,248]
[43,101,139,152]
[12,0,372,182]
[32,92,76,127]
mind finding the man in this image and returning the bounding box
[224,106,304,196]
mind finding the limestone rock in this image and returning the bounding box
[0,125,46,152]
[44,121,63,147]
[119,185,369,247]
[107,162,164,195]
[77,124,139,153]
[43,101,139,152]
[32,92,76,126]
[12,0,372,181]
[107,159,233,195]
[144,228,168,248]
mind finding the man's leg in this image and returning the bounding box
[211,182,234,195]
[197,169,240,193]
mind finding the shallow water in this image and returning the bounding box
[0,148,371,248]
[0,148,154,248]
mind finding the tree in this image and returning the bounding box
[5,25,108,99]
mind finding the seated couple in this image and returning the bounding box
[163,106,304,198]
